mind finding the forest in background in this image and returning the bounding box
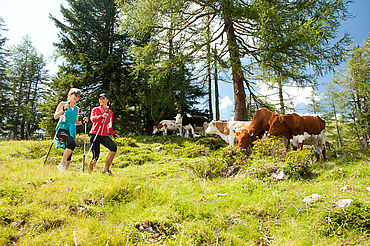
[0,0,368,150]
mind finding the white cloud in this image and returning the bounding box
[219,96,232,111]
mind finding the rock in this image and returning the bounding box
[302,193,324,204]
[42,178,54,184]
[335,199,353,208]
[155,145,163,150]
[340,185,350,192]
[271,169,287,180]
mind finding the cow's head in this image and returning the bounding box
[268,114,286,136]
[205,121,217,134]
[152,126,158,135]
[236,129,254,149]
[175,114,182,124]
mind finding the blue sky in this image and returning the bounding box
[1,0,369,120]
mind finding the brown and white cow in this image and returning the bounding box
[267,113,326,161]
[152,120,183,136]
[205,120,251,147]
[237,108,277,149]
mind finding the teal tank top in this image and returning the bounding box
[56,106,78,149]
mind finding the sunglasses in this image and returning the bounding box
[73,92,82,97]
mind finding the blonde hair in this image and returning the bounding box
[68,88,81,95]
[67,88,81,100]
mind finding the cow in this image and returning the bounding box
[267,113,326,161]
[237,108,277,149]
[205,120,251,147]
[152,120,183,136]
[175,113,208,138]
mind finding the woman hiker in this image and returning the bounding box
[88,93,119,175]
[54,88,88,171]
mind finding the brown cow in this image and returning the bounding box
[237,108,277,149]
[267,113,326,161]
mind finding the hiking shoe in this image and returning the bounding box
[102,169,113,176]
[57,164,67,171]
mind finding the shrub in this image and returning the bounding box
[189,146,249,179]
[195,137,228,150]
[284,149,314,179]
[164,142,209,158]
[115,137,138,147]
[321,200,369,236]
[250,136,287,161]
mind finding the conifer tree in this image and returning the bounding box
[6,36,47,139]
[0,17,9,137]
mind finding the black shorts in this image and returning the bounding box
[57,129,76,161]
[89,134,117,160]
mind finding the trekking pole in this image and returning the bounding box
[85,116,106,161]
[97,147,109,164]
[82,120,87,172]
[97,134,118,165]
[44,103,69,165]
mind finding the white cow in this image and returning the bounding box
[152,120,183,136]
[205,121,251,147]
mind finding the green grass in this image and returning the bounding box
[0,136,369,245]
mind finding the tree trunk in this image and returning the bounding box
[214,46,220,120]
[207,21,213,120]
[352,116,362,147]
[277,79,285,114]
[223,8,247,120]
[332,100,342,148]
[353,76,367,149]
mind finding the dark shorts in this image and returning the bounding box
[89,134,117,160]
[57,129,76,161]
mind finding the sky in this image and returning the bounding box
[1,0,369,120]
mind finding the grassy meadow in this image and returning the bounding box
[0,135,369,245]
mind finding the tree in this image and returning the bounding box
[6,36,47,139]
[253,0,352,113]
[118,0,352,120]
[0,17,9,138]
[345,37,369,148]
[119,0,207,126]
[324,35,369,149]
[45,0,134,134]
[305,89,321,115]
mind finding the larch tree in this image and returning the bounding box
[345,37,369,148]
[118,0,352,120]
